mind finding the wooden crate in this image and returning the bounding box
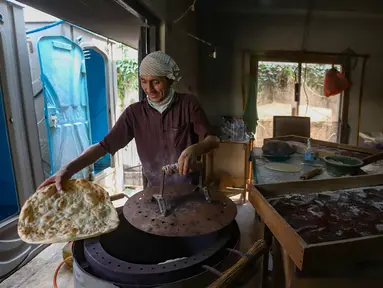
[249,174,383,273]
[291,278,383,288]
[204,140,253,203]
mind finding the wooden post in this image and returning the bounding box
[356,57,368,146]
[282,248,297,288]
[245,138,255,203]
[272,239,285,288]
[243,143,248,204]
[261,221,273,288]
[340,56,351,144]
[208,240,266,288]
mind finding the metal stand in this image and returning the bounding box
[151,194,171,217]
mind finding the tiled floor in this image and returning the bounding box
[1,243,73,288]
[2,197,261,288]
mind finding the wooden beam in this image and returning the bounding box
[356,57,368,146]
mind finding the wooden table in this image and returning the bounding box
[253,135,382,185]
[249,174,383,288]
[264,135,379,158]
[248,136,383,288]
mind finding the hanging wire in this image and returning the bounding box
[303,80,326,98]
[185,31,213,47]
[174,0,197,24]
[302,63,335,121]
[172,0,217,58]
[340,48,359,73]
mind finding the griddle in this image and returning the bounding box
[123,184,237,237]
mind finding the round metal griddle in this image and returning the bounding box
[123,184,237,237]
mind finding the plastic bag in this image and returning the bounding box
[359,132,383,174]
[220,116,250,141]
[323,65,349,97]
[359,132,383,150]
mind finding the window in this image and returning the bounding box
[254,59,343,147]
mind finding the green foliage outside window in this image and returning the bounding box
[116,44,139,107]
[257,63,331,93]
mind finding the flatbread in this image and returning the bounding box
[265,163,302,173]
[18,179,119,244]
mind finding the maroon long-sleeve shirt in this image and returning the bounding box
[99,93,214,187]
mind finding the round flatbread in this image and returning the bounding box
[18,179,119,244]
[265,163,302,173]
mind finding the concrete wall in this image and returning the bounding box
[139,0,199,95]
[197,8,383,145]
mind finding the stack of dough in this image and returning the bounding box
[262,140,296,157]
[18,179,119,244]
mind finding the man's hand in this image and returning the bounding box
[37,168,72,191]
[178,146,199,175]
[36,143,107,192]
[178,135,220,175]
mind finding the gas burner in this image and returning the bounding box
[72,208,241,287]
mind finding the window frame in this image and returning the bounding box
[250,50,350,144]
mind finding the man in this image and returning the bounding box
[39,51,219,190]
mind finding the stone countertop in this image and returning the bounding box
[1,242,73,288]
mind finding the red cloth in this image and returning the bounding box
[324,66,349,97]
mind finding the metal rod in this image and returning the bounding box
[160,171,165,197]
[226,248,245,257]
[296,62,302,115]
[202,265,223,277]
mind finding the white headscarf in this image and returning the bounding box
[139,51,181,113]
[139,51,182,82]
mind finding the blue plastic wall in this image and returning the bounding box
[85,49,111,173]
[38,36,92,178]
[0,88,19,221]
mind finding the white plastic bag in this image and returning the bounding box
[359,132,383,150]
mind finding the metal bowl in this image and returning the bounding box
[323,155,364,177]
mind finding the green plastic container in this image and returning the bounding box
[323,155,364,177]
